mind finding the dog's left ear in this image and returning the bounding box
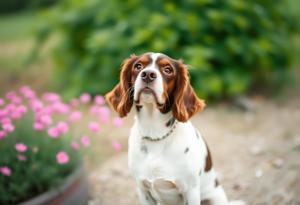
[105,54,138,117]
[172,61,205,122]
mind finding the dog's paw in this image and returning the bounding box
[229,200,247,205]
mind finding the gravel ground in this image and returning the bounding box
[88,95,300,205]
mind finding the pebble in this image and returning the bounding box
[255,169,263,178]
[233,181,249,192]
[234,96,257,112]
[272,158,284,169]
[250,145,262,155]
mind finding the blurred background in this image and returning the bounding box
[0,0,300,204]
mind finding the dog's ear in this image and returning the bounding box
[172,61,205,122]
[105,54,138,117]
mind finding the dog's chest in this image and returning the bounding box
[128,124,202,182]
[135,143,182,178]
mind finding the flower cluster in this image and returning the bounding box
[0,86,123,177]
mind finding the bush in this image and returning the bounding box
[36,0,299,100]
[0,86,120,204]
[0,0,57,13]
[0,0,26,13]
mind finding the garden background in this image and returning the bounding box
[0,0,300,204]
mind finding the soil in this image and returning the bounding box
[88,93,300,205]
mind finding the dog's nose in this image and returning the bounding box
[141,70,157,83]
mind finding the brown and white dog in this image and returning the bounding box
[106,52,246,205]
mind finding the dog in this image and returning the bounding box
[105,52,246,205]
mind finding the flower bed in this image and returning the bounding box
[0,86,122,204]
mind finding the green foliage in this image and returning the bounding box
[0,115,79,205]
[0,0,57,13]
[0,0,27,13]
[37,0,299,99]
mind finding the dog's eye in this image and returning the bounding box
[163,66,173,75]
[134,63,143,71]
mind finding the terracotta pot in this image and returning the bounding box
[19,165,88,205]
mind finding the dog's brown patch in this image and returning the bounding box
[204,142,213,172]
[201,199,212,205]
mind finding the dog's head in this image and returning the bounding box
[105,52,205,122]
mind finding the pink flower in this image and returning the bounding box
[57,121,69,134]
[31,100,43,112]
[33,121,45,131]
[43,106,54,115]
[20,86,36,99]
[17,105,27,114]
[48,127,60,138]
[1,118,11,124]
[2,123,15,133]
[70,141,80,150]
[15,143,27,152]
[0,98,4,106]
[0,109,8,119]
[52,102,70,113]
[11,111,23,120]
[81,136,90,147]
[112,140,122,152]
[98,107,110,123]
[113,117,123,127]
[94,95,105,105]
[39,115,52,125]
[42,92,61,103]
[17,154,27,161]
[5,104,16,113]
[11,96,22,105]
[0,131,7,140]
[20,86,30,93]
[0,166,11,176]
[56,151,69,165]
[80,93,91,104]
[6,91,16,100]
[88,122,100,133]
[69,111,82,122]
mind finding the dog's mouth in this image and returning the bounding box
[135,87,164,107]
[141,87,153,94]
[137,87,156,101]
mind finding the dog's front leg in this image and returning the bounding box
[185,186,201,205]
[137,187,157,205]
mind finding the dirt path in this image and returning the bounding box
[88,97,300,205]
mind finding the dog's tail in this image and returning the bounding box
[229,200,247,205]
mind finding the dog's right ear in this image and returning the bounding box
[105,54,138,117]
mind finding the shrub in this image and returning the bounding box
[0,0,57,13]
[36,0,299,99]
[0,86,122,204]
[0,0,26,13]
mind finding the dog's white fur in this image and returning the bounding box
[109,53,246,205]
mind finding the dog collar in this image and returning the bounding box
[142,119,177,142]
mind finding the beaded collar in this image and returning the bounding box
[141,119,177,142]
